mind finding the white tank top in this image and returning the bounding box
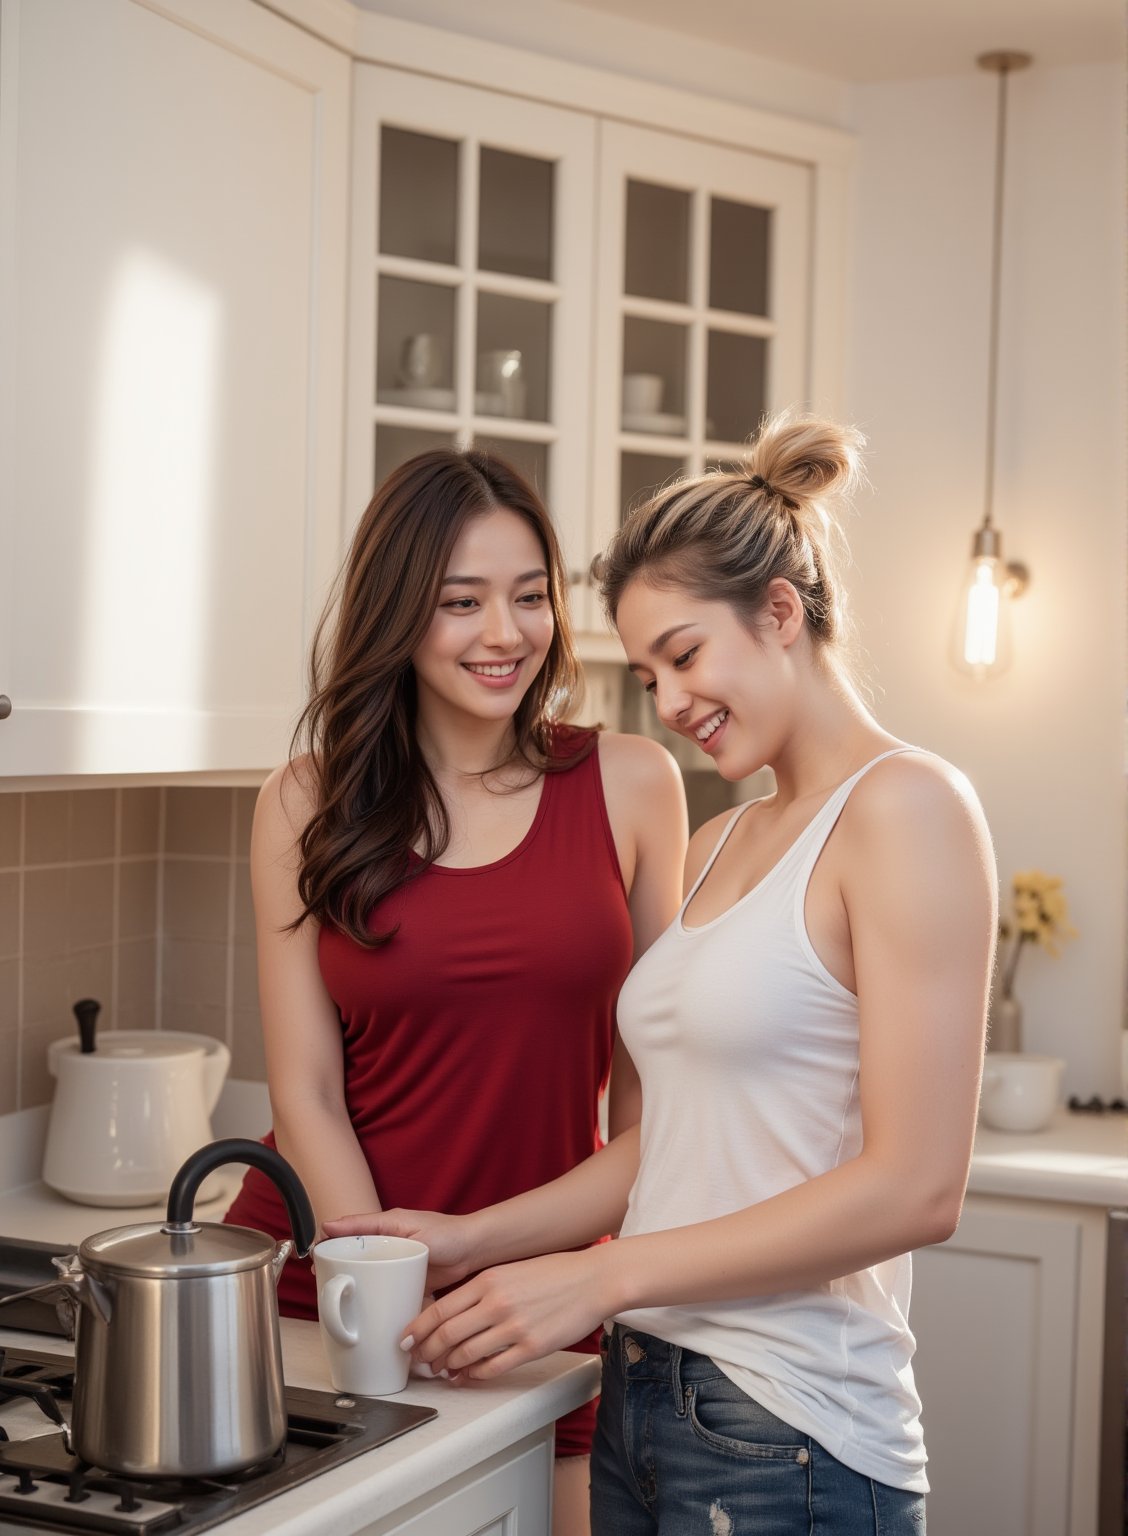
[615,747,928,1494]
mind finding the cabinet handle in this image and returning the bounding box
[0,696,10,721]
[568,569,587,586]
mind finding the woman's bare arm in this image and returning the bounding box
[252,762,380,1228]
[597,732,687,1137]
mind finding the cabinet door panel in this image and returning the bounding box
[346,67,595,620]
[591,119,810,742]
[912,1204,1081,1536]
[594,120,811,552]
[0,0,348,774]
[356,1437,551,1536]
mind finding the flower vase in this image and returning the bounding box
[988,993,1023,1054]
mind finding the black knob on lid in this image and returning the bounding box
[73,999,100,1054]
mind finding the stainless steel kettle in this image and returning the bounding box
[1,1138,315,1478]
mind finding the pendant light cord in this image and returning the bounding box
[982,62,1010,532]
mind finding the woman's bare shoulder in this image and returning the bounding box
[596,729,683,796]
[254,756,321,855]
[596,731,688,864]
[848,748,988,833]
[840,747,994,891]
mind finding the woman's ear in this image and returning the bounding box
[762,578,805,647]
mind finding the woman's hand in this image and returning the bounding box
[403,1248,613,1380]
[321,1208,479,1292]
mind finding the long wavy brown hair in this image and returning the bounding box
[292,448,589,947]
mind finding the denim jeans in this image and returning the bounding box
[590,1326,926,1535]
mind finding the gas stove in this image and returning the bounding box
[0,1346,437,1534]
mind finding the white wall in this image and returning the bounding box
[844,63,1126,1095]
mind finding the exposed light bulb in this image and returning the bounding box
[951,52,1033,682]
[953,555,1009,678]
[964,559,1001,663]
[950,525,1027,680]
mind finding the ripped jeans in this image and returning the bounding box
[590,1327,926,1535]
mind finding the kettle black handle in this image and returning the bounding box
[166,1139,317,1257]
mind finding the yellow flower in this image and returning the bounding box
[1010,870,1078,956]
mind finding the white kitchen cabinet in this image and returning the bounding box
[2,0,849,776]
[0,0,349,775]
[911,1193,1108,1536]
[355,1435,551,1536]
[345,65,597,622]
[590,120,811,570]
[589,118,812,742]
[345,65,825,647]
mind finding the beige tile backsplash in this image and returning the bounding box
[0,786,266,1110]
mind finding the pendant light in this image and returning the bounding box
[951,50,1031,680]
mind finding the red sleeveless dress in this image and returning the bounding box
[223,727,633,1455]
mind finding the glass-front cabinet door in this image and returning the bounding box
[346,68,597,622]
[592,120,812,563]
[591,120,811,759]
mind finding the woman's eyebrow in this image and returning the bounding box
[648,622,695,655]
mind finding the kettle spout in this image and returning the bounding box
[270,1240,293,1287]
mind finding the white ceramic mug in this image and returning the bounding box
[979,1053,1065,1133]
[314,1235,429,1395]
[622,372,664,416]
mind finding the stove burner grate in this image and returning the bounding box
[0,1346,437,1535]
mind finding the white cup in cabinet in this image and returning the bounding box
[622,372,664,416]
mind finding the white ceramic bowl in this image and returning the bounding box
[979,1053,1065,1133]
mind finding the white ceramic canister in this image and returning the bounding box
[978,1052,1065,1133]
[43,1031,231,1205]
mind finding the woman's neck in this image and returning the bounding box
[768,663,895,806]
[414,709,521,783]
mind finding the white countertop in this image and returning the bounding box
[0,1107,1122,1255]
[0,1176,242,1244]
[0,1176,599,1533]
[0,1316,598,1536]
[0,1104,1122,1531]
[967,1106,1127,1206]
[0,1133,600,1534]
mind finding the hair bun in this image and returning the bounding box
[746,411,864,510]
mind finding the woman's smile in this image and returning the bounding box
[691,707,730,753]
[462,658,526,688]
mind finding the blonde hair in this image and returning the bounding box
[595,412,864,653]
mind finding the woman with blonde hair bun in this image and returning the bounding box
[329,412,996,1534]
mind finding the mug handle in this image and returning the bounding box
[319,1274,359,1347]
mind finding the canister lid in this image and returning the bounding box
[53,1030,207,1062]
[79,1222,276,1278]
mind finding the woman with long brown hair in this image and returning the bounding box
[223,448,687,1536]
